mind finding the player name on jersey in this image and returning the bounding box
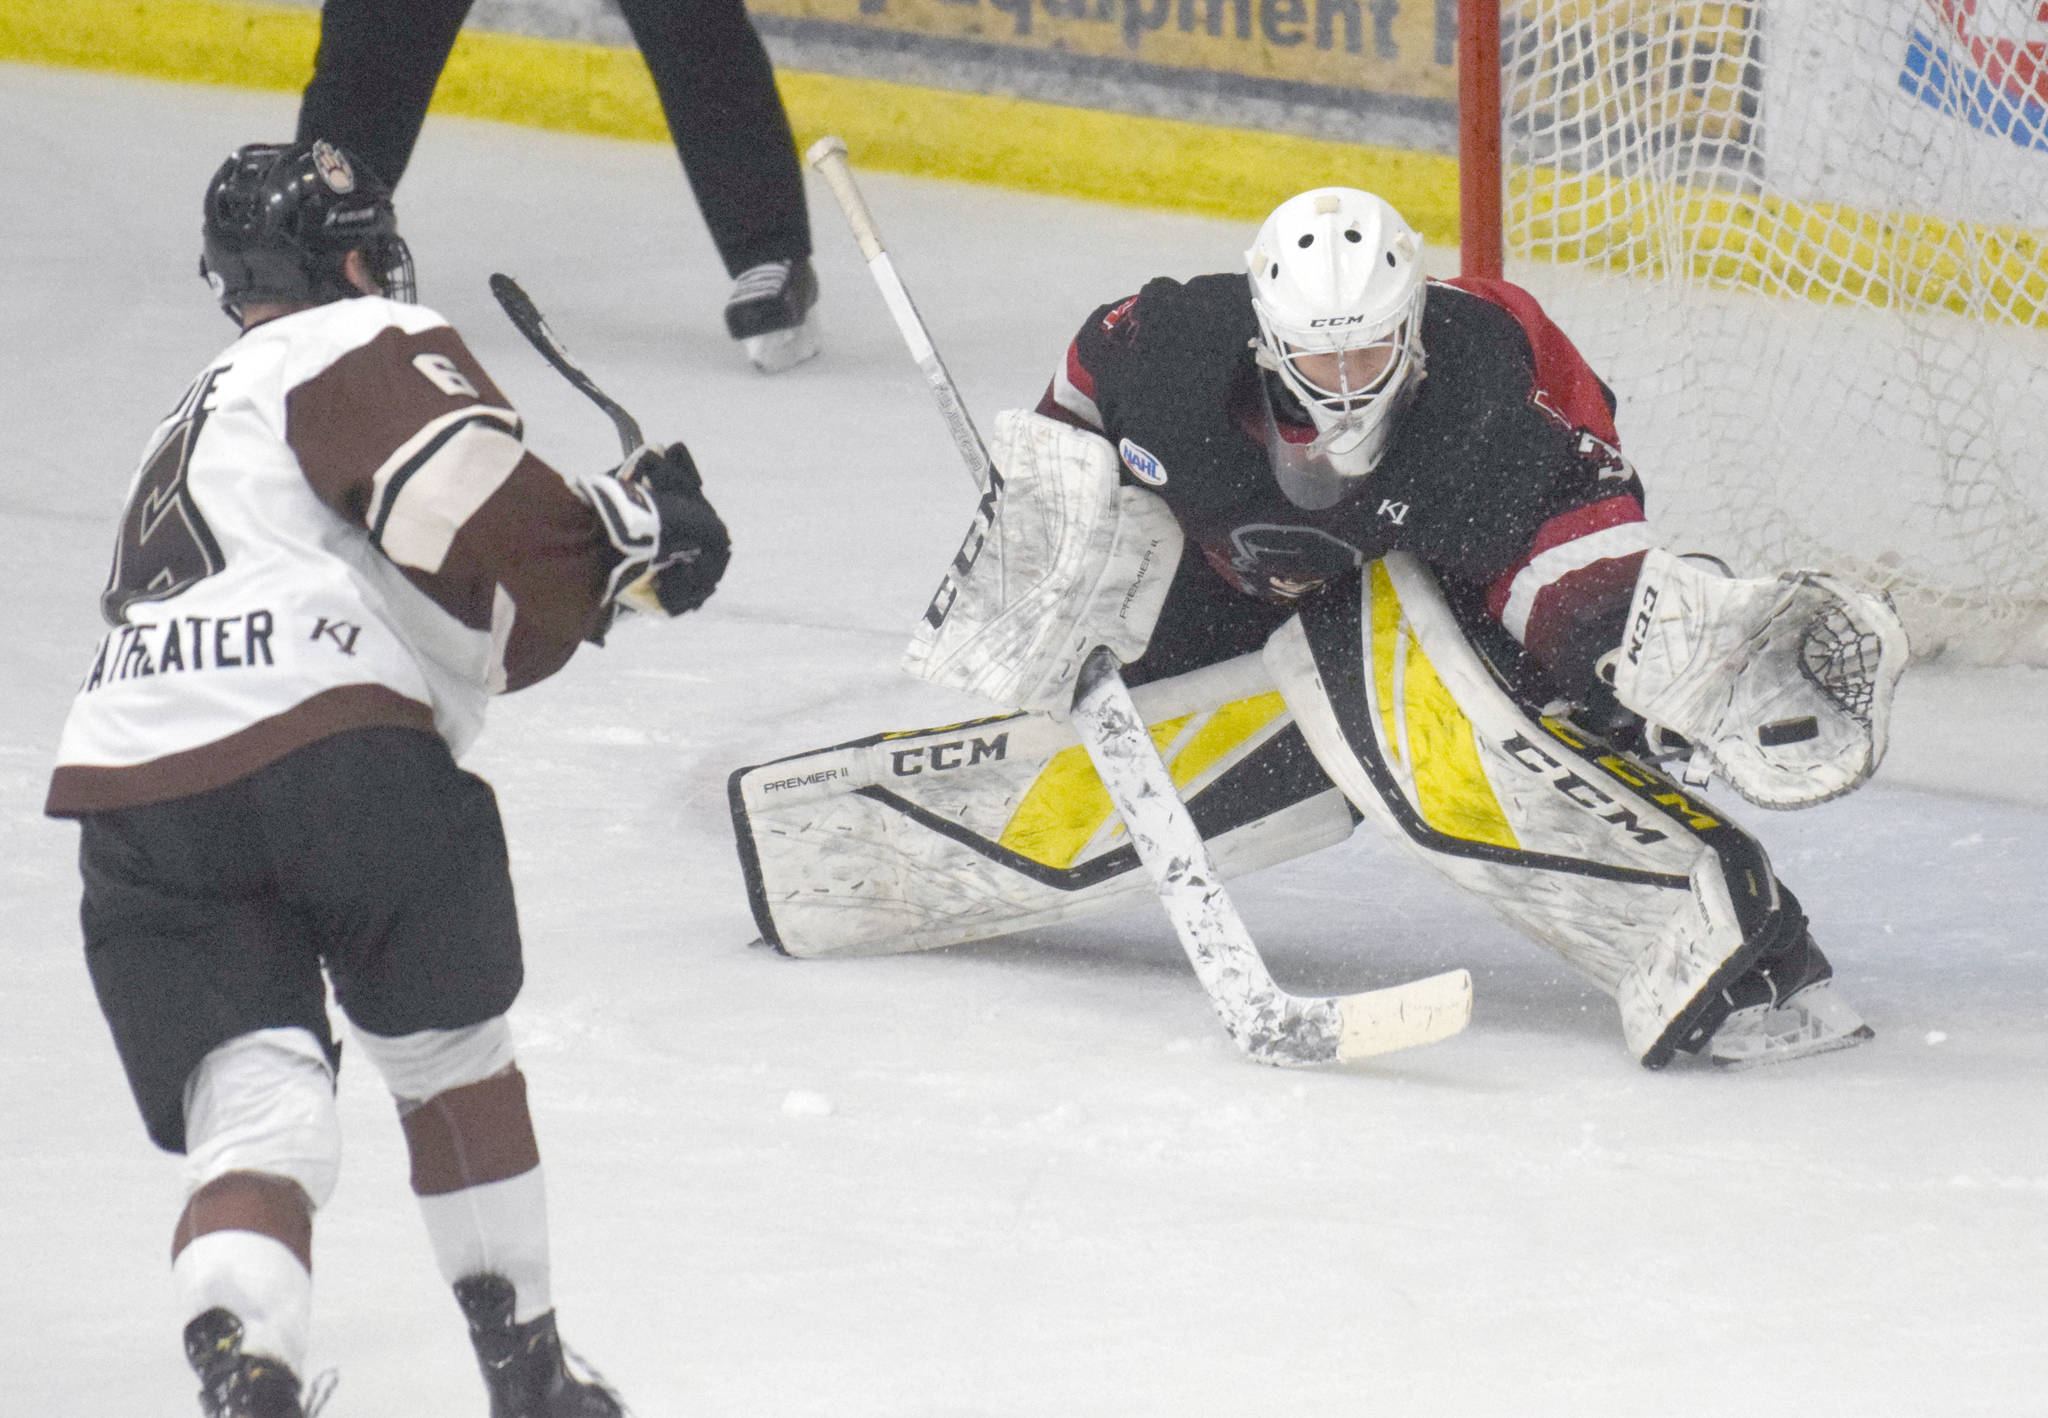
[79,609,279,692]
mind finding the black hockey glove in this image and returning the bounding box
[619,442,731,615]
[583,443,731,617]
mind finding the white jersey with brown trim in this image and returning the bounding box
[49,296,607,816]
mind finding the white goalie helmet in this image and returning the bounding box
[1245,187,1427,482]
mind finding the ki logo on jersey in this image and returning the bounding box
[1119,438,1167,486]
[312,617,364,656]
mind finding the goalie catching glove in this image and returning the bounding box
[905,410,1183,715]
[577,442,732,616]
[1609,548,1908,808]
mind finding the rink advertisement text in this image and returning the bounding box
[753,0,1455,100]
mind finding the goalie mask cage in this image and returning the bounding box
[1459,0,2048,665]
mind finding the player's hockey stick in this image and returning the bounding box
[489,272,644,457]
[806,135,1472,1065]
[488,274,682,618]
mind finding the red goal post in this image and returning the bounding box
[1456,0,2048,667]
[1459,0,1504,283]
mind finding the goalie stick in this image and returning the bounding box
[805,135,1472,1065]
[489,272,645,457]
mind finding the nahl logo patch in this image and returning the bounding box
[1118,438,1167,486]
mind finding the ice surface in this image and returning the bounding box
[3,62,2043,1417]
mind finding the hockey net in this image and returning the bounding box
[1490,0,2048,664]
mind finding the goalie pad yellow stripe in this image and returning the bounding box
[997,709,1195,868]
[1366,561,1520,851]
[994,691,1291,869]
[995,739,1120,870]
[1173,691,1289,785]
[728,654,1355,958]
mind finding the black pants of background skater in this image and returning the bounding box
[297,0,812,277]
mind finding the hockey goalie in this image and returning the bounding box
[731,186,1908,1070]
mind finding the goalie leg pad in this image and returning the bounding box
[1265,553,1798,1066]
[1612,548,1909,808]
[729,652,1355,958]
[904,409,1183,714]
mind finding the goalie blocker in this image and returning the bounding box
[903,409,1181,715]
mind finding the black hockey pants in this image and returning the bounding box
[297,0,811,276]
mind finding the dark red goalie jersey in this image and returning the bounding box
[1036,273,1657,697]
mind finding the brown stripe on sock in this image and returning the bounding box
[172,1172,314,1270]
[402,1066,542,1196]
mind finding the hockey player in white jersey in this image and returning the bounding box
[45,141,728,1418]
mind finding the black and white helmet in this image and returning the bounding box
[199,140,415,322]
[1245,187,1426,479]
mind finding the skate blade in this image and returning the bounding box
[1706,975,1876,1070]
[1712,1022,1873,1070]
[1709,979,1876,1069]
[743,319,821,374]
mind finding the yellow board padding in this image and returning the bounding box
[0,0,320,92]
[1511,168,2048,329]
[1365,562,1519,850]
[2,0,1463,239]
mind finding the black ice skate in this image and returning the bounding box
[1705,926,1874,1068]
[183,1308,308,1418]
[724,257,820,373]
[455,1273,626,1418]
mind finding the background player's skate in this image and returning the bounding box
[725,257,820,373]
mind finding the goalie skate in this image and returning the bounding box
[1705,931,1873,1069]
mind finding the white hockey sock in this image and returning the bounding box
[416,1166,553,1322]
[173,1230,312,1374]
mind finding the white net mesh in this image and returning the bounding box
[1499,0,2048,664]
